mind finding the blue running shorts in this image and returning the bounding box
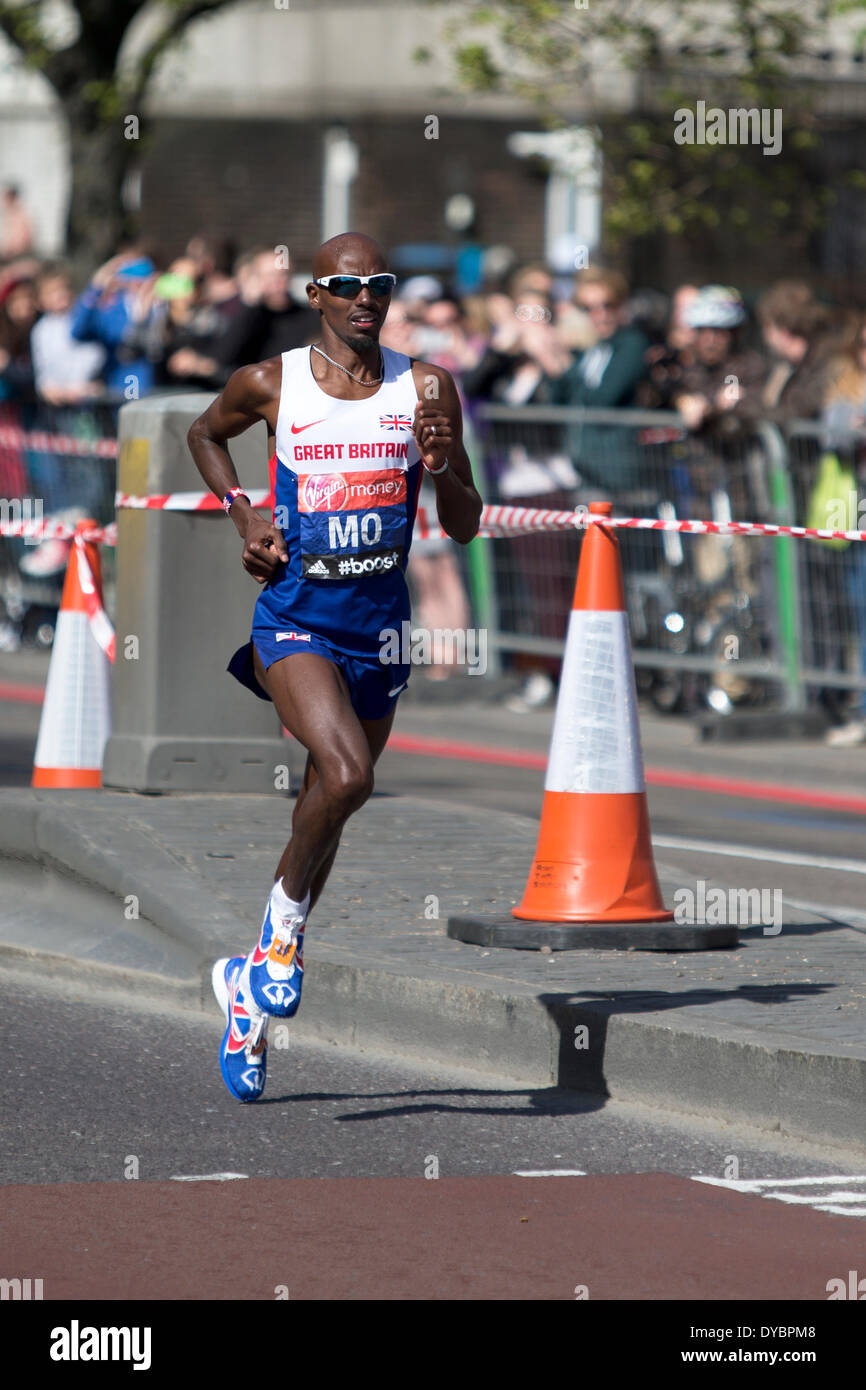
[228,627,410,721]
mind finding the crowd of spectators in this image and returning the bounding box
[3,231,859,440]
[5,228,861,429]
[4,206,866,732]
[0,234,319,403]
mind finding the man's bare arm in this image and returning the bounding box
[187,361,288,582]
[411,362,483,545]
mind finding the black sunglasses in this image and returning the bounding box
[314,274,397,299]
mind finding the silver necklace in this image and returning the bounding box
[310,343,384,386]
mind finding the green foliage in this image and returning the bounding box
[426,0,866,258]
[454,42,501,91]
[80,79,124,121]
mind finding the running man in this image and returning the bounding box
[187,233,482,1101]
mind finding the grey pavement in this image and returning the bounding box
[0,782,864,1154]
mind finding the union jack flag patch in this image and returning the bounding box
[379,414,413,431]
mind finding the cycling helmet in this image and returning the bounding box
[685,285,746,329]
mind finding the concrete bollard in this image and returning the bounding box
[102,393,293,794]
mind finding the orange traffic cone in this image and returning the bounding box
[32,521,112,788]
[513,500,673,923]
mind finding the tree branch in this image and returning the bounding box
[128,0,233,106]
[68,0,151,60]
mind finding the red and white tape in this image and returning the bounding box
[112,492,866,543]
[5,493,864,667]
[113,489,271,512]
[74,535,115,662]
[0,517,116,544]
[3,494,866,545]
[597,515,866,542]
[0,425,117,458]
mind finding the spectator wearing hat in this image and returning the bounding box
[636,283,699,409]
[69,248,160,396]
[673,285,768,431]
[670,287,770,688]
[397,274,446,318]
[125,256,243,392]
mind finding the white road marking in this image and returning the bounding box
[762,1192,866,1205]
[653,833,866,876]
[514,1169,586,1177]
[694,1175,866,1189]
[169,1172,249,1182]
[692,1174,866,1218]
[773,895,866,931]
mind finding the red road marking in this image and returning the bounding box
[0,681,44,705]
[10,696,858,813]
[1,1174,860,1299]
[644,766,866,814]
[389,731,547,770]
[385,730,866,815]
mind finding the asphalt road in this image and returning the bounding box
[3,973,863,1187]
[4,678,866,1307]
[1,972,865,1303]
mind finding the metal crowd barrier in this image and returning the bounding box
[2,393,865,723]
[783,419,866,718]
[465,403,865,717]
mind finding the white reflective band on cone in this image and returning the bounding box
[33,610,112,770]
[544,609,645,795]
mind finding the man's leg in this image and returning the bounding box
[211,650,398,1097]
[253,646,394,903]
[276,705,395,912]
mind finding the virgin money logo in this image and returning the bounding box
[302,474,348,512]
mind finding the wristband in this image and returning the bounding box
[223,487,250,515]
[425,456,449,476]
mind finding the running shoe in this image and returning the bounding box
[247,898,306,1018]
[212,955,268,1101]
[505,671,555,713]
[825,719,866,748]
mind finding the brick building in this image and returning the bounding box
[3,0,866,294]
[137,113,549,273]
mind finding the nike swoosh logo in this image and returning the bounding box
[291,419,326,433]
[388,682,408,698]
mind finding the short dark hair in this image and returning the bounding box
[757,281,828,340]
[575,266,629,306]
[35,261,71,289]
